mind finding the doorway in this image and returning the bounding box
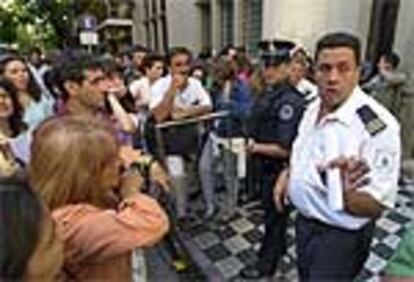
[366,0,400,63]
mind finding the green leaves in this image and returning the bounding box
[0,0,133,50]
[0,0,73,49]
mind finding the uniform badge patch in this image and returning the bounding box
[373,149,396,174]
[356,105,386,136]
[279,104,294,121]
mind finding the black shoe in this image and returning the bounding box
[239,265,272,279]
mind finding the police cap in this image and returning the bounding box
[258,40,296,66]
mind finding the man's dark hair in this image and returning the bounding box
[131,44,150,54]
[0,175,43,280]
[167,47,193,66]
[315,32,361,65]
[100,57,124,76]
[218,44,236,57]
[54,51,104,101]
[141,53,164,72]
[381,52,400,69]
[125,44,150,60]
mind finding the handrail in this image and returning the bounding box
[155,111,229,129]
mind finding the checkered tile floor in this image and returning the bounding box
[178,184,414,281]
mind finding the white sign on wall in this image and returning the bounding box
[79,31,99,46]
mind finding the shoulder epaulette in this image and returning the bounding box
[356,105,386,136]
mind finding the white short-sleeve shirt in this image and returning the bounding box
[149,75,211,109]
[288,86,400,230]
[129,77,151,107]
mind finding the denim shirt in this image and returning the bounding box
[211,78,252,137]
[23,92,55,130]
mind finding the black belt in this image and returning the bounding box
[297,213,375,234]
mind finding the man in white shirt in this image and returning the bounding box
[129,53,164,110]
[275,32,400,281]
[150,47,212,221]
[150,47,211,122]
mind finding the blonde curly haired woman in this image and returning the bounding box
[30,115,169,281]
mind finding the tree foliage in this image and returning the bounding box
[0,0,108,50]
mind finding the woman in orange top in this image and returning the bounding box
[29,115,169,281]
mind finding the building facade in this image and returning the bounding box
[132,0,413,71]
[132,0,264,55]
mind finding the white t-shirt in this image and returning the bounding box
[129,77,151,107]
[149,75,211,109]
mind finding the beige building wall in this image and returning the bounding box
[211,0,221,55]
[132,0,254,54]
[262,0,373,56]
[357,0,373,58]
[233,0,245,48]
[166,0,202,51]
[132,0,146,45]
[394,0,414,72]
[132,0,202,51]
[131,0,414,68]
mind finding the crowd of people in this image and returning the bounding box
[0,31,413,281]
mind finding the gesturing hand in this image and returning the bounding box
[323,156,371,193]
[171,73,187,90]
[273,169,289,212]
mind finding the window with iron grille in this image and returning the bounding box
[220,0,234,47]
[246,0,263,56]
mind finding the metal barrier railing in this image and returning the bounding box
[153,111,249,217]
[154,111,229,166]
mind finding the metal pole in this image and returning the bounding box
[103,0,111,18]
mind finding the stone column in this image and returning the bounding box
[211,0,221,55]
[233,0,244,47]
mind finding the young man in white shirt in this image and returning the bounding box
[150,47,212,222]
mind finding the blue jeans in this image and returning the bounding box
[198,134,240,216]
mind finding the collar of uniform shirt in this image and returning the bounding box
[318,86,365,127]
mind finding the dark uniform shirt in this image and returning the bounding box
[249,82,306,173]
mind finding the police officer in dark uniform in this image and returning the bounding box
[240,40,306,279]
